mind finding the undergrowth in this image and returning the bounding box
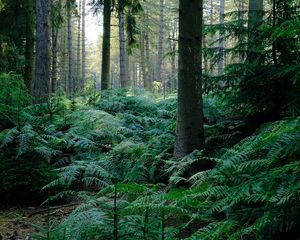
[1,77,299,239]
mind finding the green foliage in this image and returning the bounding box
[184,118,300,240]
[0,73,30,125]
[41,94,300,239]
[205,3,300,119]
[1,85,299,239]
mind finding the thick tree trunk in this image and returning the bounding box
[101,0,111,90]
[247,0,264,61]
[76,0,81,92]
[67,1,73,97]
[24,0,35,94]
[119,9,128,88]
[34,0,51,103]
[81,0,86,90]
[174,0,205,157]
[155,0,164,83]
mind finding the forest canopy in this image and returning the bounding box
[0,0,300,239]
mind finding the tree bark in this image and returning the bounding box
[59,26,67,92]
[67,0,73,97]
[76,0,81,92]
[51,26,58,94]
[174,0,205,157]
[155,0,164,83]
[139,13,148,89]
[24,0,35,94]
[101,0,111,90]
[81,0,86,91]
[34,0,51,103]
[119,7,128,88]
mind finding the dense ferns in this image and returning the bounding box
[0,79,299,239]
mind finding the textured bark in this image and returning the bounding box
[174,0,205,157]
[119,9,128,88]
[81,0,86,90]
[101,0,111,90]
[51,26,58,94]
[155,0,164,83]
[34,0,51,103]
[144,10,152,89]
[140,32,147,89]
[24,0,35,93]
[67,1,73,96]
[247,0,264,61]
[169,19,177,91]
[76,0,81,92]
[59,26,67,92]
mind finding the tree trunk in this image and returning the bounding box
[155,0,164,83]
[140,22,148,89]
[24,0,34,94]
[119,8,128,88]
[218,0,225,79]
[247,0,264,61]
[101,0,111,90]
[76,0,81,92]
[67,1,73,97]
[174,0,205,157]
[51,26,58,94]
[34,0,51,103]
[145,10,152,89]
[59,26,67,92]
[81,0,86,91]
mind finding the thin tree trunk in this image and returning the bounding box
[59,26,67,92]
[155,0,164,83]
[24,0,35,94]
[140,29,147,89]
[81,0,86,90]
[174,0,205,157]
[67,1,73,97]
[51,26,58,94]
[119,8,128,88]
[76,0,81,92]
[218,0,225,79]
[101,0,111,90]
[34,0,51,103]
[145,10,151,89]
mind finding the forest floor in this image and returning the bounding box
[0,204,77,239]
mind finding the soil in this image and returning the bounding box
[0,204,76,240]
